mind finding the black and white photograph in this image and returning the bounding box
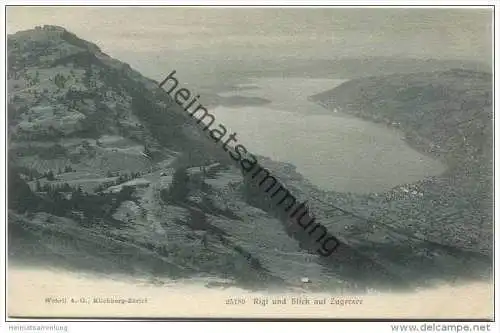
[4,4,495,322]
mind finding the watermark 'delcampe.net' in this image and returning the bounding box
[159,70,341,257]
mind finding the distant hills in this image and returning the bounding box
[252,57,491,78]
[188,57,491,90]
[168,56,491,95]
[311,68,493,255]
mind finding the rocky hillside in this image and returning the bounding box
[7,26,492,292]
[7,25,284,289]
[310,69,493,255]
[7,25,204,156]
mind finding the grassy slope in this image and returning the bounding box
[7,27,280,289]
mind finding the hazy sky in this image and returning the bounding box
[7,7,493,80]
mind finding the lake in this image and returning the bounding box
[211,78,446,194]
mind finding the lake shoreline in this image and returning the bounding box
[209,77,446,194]
[314,99,450,178]
[309,71,493,255]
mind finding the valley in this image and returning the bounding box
[7,26,493,295]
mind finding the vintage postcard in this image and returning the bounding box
[5,5,494,320]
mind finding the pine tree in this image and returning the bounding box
[169,168,190,202]
[46,170,55,181]
[71,186,84,208]
[35,180,42,192]
[143,145,152,158]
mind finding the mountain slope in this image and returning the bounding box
[7,25,286,289]
[310,69,493,255]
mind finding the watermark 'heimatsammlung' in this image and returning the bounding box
[159,70,340,256]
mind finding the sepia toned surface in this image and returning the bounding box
[6,7,494,319]
[8,267,494,319]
